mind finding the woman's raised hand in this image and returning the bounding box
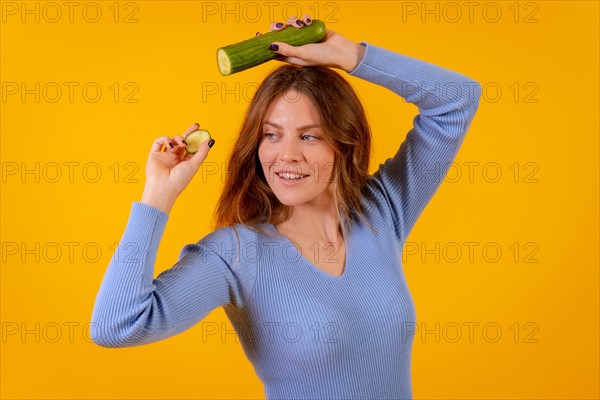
[256,14,366,73]
[140,123,215,214]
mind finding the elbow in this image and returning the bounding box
[466,80,482,114]
[453,80,482,127]
[90,305,126,348]
[89,320,125,348]
[453,80,482,141]
[90,303,163,348]
[89,316,146,348]
[426,79,483,120]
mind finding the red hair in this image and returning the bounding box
[212,64,376,241]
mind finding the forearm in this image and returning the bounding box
[90,202,170,347]
[348,42,482,115]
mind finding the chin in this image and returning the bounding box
[274,196,307,207]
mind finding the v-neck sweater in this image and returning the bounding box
[91,41,482,400]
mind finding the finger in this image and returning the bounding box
[269,21,285,32]
[183,122,200,138]
[172,135,187,148]
[276,55,311,67]
[301,14,312,25]
[256,31,261,37]
[187,138,215,170]
[267,49,286,62]
[269,41,311,62]
[171,135,188,159]
[166,140,180,152]
[286,16,304,28]
[151,136,173,152]
[163,134,189,153]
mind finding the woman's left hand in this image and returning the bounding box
[256,14,366,73]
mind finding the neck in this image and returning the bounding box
[277,203,343,244]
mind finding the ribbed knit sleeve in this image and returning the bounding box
[349,42,482,242]
[90,202,257,348]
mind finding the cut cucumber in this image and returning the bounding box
[217,20,326,76]
[185,129,211,155]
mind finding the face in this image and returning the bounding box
[258,89,336,209]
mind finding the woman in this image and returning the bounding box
[91,15,482,399]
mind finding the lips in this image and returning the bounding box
[275,171,309,177]
[276,172,309,179]
[276,172,309,184]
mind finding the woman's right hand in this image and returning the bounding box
[141,123,215,214]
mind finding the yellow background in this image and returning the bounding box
[1,1,598,399]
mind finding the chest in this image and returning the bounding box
[232,254,416,369]
[291,238,347,277]
[232,225,417,366]
[254,222,416,321]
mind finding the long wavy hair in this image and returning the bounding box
[212,64,377,243]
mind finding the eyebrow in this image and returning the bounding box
[263,121,321,131]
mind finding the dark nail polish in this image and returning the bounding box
[306,17,311,23]
[296,19,303,26]
[182,139,187,145]
[169,143,174,148]
[276,22,283,28]
[269,43,279,51]
[208,139,215,148]
[256,32,261,36]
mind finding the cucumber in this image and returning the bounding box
[185,129,211,155]
[217,20,326,76]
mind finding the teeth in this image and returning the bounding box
[279,172,305,180]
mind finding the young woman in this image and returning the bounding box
[91,15,482,399]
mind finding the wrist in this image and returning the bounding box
[341,42,366,73]
[141,183,177,215]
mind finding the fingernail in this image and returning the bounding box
[269,43,279,51]
[256,31,261,36]
[296,19,303,26]
[276,22,283,28]
[306,17,311,23]
[169,143,174,148]
[208,139,215,148]
[182,139,187,144]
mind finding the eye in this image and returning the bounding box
[263,133,276,138]
[301,134,318,141]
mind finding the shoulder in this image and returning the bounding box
[192,224,259,267]
[174,224,261,311]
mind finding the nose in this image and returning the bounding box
[280,137,302,163]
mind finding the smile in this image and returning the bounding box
[276,172,310,184]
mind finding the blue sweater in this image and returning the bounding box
[91,42,482,399]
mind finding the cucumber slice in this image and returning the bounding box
[217,19,326,76]
[185,129,211,155]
